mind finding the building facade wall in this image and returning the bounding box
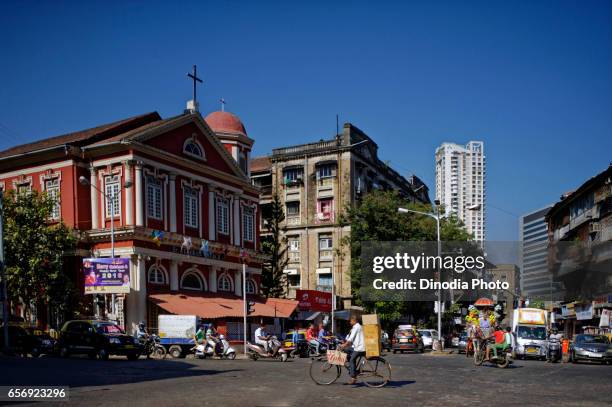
[0,113,263,332]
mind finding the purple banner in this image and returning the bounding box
[83,258,130,294]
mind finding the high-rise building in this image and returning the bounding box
[519,205,553,299]
[435,141,486,241]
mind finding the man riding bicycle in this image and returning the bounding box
[339,315,365,385]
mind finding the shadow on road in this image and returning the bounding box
[0,356,243,388]
[385,380,416,388]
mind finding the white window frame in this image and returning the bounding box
[183,138,205,160]
[218,273,233,292]
[16,181,32,196]
[319,235,333,250]
[104,175,121,218]
[243,207,255,242]
[148,265,168,285]
[317,164,335,179]
[217,197,230,235]
[286,201,300,217]
[288,238,300,252]
[146,176,163,220]
[183,186,199,228]
[180,269,206,291]
[45,178,61,220]
[245,279,257,294]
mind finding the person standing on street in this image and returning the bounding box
[339,315,365,385]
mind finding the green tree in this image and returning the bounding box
[2,190,77,323]
[341,190,475,326]
[260,192,288,298]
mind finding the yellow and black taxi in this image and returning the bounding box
[283,328,309,358]
[57,320,142,360]
[0,325,56,357]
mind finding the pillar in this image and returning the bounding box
[126,255,147,335]
[90,166,99,229]
[234,269,242,297]
[209,267,217,293]
[170,260,178,291]
[208,190,216,240]
[125,162,133,225]
[233,195,240,246]
[169,173,177,232]
[135,163,144,226]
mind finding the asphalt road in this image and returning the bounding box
[1,351,611,407]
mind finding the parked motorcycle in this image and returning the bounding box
[247,336,288,362]
[143,334,166,359]
[548,338,561,363]
[195,335,236,360]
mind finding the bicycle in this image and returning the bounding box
[309,352,391,388]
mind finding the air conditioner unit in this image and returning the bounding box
[589,222,601,233]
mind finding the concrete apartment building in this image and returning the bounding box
[519,205,554,299]
[435,141,486,242]
[250,123,430,305]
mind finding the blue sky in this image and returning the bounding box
[1,1,611,241]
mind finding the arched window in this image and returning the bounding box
[148,265,167,285]
[245,279,257,294]
[180,269,207,291]
[218,273,233,292]
[183,138,205,159]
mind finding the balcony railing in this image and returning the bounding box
[286,216,301,226]
[273,139,340,157]
[319,249,333,260]
[315,212,334,224]
[288,251,301,262]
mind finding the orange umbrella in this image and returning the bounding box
[474,297,494,307]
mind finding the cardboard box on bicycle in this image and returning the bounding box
[362,314,381,358]
[362,314,380,326]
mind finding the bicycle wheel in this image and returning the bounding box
[360,356,391,388]
[309,357,341,385]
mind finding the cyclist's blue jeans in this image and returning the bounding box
[346,349,366,378]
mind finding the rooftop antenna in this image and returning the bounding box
[336,114,339,136]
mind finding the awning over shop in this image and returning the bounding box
[149,293,298,319]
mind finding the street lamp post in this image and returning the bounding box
[398,202,442,350]
[79,176,132,319]
[398,202,482,350]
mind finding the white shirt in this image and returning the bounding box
[346,322,365,352]
[254,327,267,341]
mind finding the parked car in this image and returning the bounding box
[57,320,143,360]
[418,329,440,349]
[451,335,460,347]
[24,327,57,357]
[457,332,468,354]
[571,334,612,364]
[0,325,55,357]
[392,326,424,353]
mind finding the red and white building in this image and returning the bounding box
[0,109,296,337]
